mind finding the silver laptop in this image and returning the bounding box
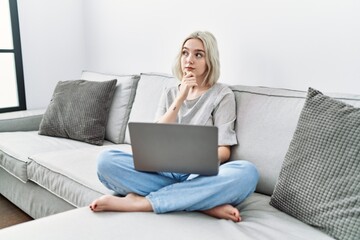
[128,122,219,176]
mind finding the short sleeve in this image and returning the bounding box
[154,89,167,122]
[154,86,178,122]
[213,89,238,146]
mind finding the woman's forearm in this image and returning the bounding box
[157,96,184,123]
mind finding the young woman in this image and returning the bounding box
[90,31,259,222]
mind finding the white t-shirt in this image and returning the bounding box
[155,83,238,146]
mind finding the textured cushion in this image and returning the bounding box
[81,71,140,143]
[39,79,117,145]
[230,85,360,196]
[124,73,178,143]
[270,88,360,240]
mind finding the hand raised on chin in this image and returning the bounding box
[178,71,198,100]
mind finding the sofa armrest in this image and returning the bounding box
[0,109,45,132]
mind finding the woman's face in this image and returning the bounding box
[181,38,207,80]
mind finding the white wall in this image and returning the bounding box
[19,0,360,109]
[84,0,360,93]
[17,0,85,109]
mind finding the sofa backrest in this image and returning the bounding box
[87,70,360,197]
[230,85,360,196]
[123,73,178,143]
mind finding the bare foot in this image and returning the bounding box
[89,193,153,212]
[202,204,241,222]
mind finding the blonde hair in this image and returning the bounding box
[172,31,220,86]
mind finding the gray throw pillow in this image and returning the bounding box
[39,79,117,145]
[270,88,360,240]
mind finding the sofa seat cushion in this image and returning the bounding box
[0,131,111,182]
[237,193,334,240]
[27,144,132,208]
[0,193,334,240]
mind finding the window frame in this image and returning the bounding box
[0,0,26,113]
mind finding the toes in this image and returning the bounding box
[230,208,241,222]
[234,215,241,222]
[89,200,99,212]
[230,213,240,222]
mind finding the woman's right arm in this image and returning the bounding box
[157,95,185,123]
[157,72,196,123]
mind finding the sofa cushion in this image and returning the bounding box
[0,193,334,240]
[27,144,132,208]
[38,79,117,145]
[270,88,360,240]
[81,71,140,143]
[124,73,178,143]
[230,86,307,196]
[230,85,360,196]
[237,193,334,240]
[0,131,110,182]
[0,167,75,219]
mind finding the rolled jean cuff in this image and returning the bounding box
[146,194,162,214]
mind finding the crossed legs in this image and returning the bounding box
[90,194,241,222]
[90,150,258,222]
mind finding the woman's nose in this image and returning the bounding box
[186,54,194,64]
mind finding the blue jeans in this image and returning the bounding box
[96,150,259,214]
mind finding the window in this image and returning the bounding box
[0,0,26,113]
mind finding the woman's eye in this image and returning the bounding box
[182,50,189,56]
[196,53,203,58]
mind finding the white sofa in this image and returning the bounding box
[1,71,358,239]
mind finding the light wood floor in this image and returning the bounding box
[0,194,33,229]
